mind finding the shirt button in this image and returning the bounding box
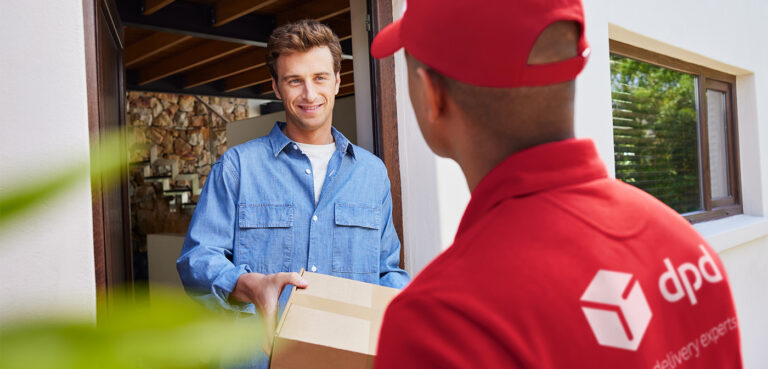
[312,215,318,222]
[311,265,317,272]
[293,144,298,150]
[305,168,311,174]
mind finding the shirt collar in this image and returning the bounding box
[268,122,356,159]
[456,138,608,234]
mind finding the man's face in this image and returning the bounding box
[273,46,340,133]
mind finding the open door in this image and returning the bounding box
[83,0,133,313]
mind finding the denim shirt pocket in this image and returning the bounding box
[238,204,294,274]
[332,203,381,274]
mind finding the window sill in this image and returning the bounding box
[693,214,768,253]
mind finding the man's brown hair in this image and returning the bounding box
[266,19,342,80]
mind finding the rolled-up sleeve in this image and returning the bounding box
[177,157,253,312]
[378,176,410,288]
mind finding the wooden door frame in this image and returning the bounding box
[368,0,404,266]
[83,0,132,313]
[83,0,105,296]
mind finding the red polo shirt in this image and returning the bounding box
[375,139,742,369]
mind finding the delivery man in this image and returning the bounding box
[370,0,742,368]
[178,19,409,369]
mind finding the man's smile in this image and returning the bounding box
[298,103,324,113]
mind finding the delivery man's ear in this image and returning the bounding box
[416,67,447,123]
[272,79,282,100]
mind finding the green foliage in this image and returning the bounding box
[611,54,702,213]
[0,131,125,229]
[0,130,264,368]
[0,287,262,369]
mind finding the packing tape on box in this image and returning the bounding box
[289,291,390,353]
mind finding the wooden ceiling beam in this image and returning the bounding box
[183,48,267,88]
[118,0,275,47]
[125,32,192,68]
[138,41,250,85]
[213,0,282,27]
[127,77,264,99]
[118,1,353,56]
[323,13,352,42]
[337,84,355,97]
[142,0,175,15]
[339,72,354,88]
[277,0,350,25]
[183,15,349,89]
[224,66,273,92]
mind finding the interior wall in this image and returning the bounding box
[227,110,285,147]
[146,234,185,301]
[333,95,358,144]
[0,0,96,321]
[350,0,374,152]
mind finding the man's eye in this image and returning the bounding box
[288,79,300,85]
[315,76,326,81]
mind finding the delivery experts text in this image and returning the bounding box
[652,316,738,369]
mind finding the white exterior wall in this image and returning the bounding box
[393,0,472,276]
[718,236,768,369]
[394,0,768,367]
[0,1,96,321]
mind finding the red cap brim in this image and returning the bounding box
[371,18,403,59]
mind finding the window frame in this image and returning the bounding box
[609,40,742,223]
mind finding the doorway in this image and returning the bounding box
[87,0,402,303]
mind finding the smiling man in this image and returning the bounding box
[177,19,409,369]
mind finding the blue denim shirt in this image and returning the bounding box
[177,122,410,316]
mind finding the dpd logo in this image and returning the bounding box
[580,270,652,351]
[659,245,723,305]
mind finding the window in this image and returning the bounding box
[609,41,741,223]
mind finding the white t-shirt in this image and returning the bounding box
[296,142,337,204]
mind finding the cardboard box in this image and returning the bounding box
[269,270,400,369]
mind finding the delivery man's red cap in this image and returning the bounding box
[370,0,591,88]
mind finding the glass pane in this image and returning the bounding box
[706,89,730,199]
[610,54,702,213]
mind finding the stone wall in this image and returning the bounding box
[126,91,253,278]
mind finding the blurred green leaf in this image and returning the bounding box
[0,287,263,369]
[0,164,89,229]
[0,130,126,229]
[0,129,266,368]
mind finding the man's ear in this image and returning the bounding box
[416,67,445,123]
[272,79,282,100]
[335,71,341,95]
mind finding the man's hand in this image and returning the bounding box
[230,272,309,355]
